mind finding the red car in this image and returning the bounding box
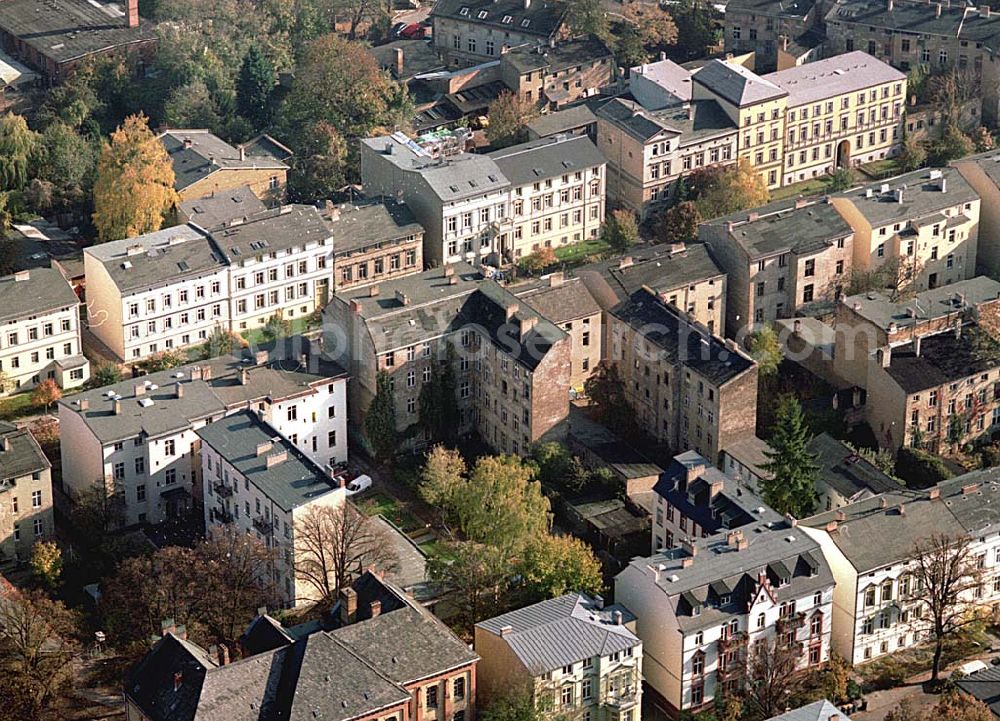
[400,23,425,39]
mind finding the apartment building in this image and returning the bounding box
[802,469,1000,665]
[325,263,571,457]
[578,243,728,334]
[953,150,1000,276]
[498,35,615,108]
[829,277,1000,451]
[177,185,266,228]
[700,197,855,337]
[595,97,738,218]
[514,273,603,391]
[198,411,346,607]
[221,205,335,330]
[762,53,906,185]
[606,287,759,465]
[0,267,88,395]
[159,129,291,204]
[475,593,642,721]
[126,572,478,721]
[721,435,773,490]
[616,518,835,716]
[328,200,425,292]
[651,451,779,554]
[824,0,1000,124]
[693,60,788,189]
[0,422,53,565]
[360,134,511,268]
[724,0,822,71]
[58,346,348,526]
[488,135,606,261]
[630,57,694,111]
[430,0,568,65]
[830,167,980,293]
[84,225,230,362]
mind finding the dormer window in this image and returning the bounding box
[719,594,731,606]
[521,18,530,26]
[692,605,701,616]
[502,14,512,22]
[459,6,469,14]
[478,10,488,18]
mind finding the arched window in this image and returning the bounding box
[756,612,766,629]
[691,651,706,677]
[810,611,823,637]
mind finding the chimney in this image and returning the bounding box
[203,366,212,381]
[394,47,405,77]
[135,383,145,397]
[190,366,203,381]
[685,460,705,483]
[982,5,991,17]
[443,265,455,278]
[256,441,273,457]
[217,643,230,666]
[687,104,694,121]
[879,497,889,509]
[618,256,634,269]
[183,137,193,149]
[781,34,790,50]
[0,437,9,453]
[175,382,184,399]
[680,537,698,557]
[161,618,176,637]
[13,270,29,282]
[349,299,362,314]
[500,625,513,637]
[726,529,744,548]
[173,671,183,692]
[505,303,520,321]
[593,594,605,609]
[127,0,139,28]
[929,487,941,500]
[879,345,892,368]
[394,290,410,306]
[266,451,288,468]
[748,212,760,222]
[709,479,725,498]
[520,315,538,337]
[79,398,89,411]
[825,520,839,532]
[835,510,846,521]
[114,399,122,416]
[240,368,249,386]
[370,600,382,618]
[940,177,947,193]
[339,587,358,625]
[897,503,906,516]
[963,483,979,495]
[548,271,564,287]
[794,197,810,209]
[613,610,623,625]
[369,285,380,297]
[785,513,798,528]
[682,557,695,568]
[126,244,144,257]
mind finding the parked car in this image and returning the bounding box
[345,475,373,496]
[391,21,408,37]
[400,23,425,39]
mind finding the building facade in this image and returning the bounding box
[0,422,53,566]
[0,267,88,395]
[430,0,568,65]
[498,35,615,109]
[328,200,425,292]
[724,0,821,72]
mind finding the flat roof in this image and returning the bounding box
[843,276,1000,332]
[211,205,331,257]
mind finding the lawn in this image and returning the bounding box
[858,157,905,180]
[357,491,423,533]
[0,393,38,421]
[241,314,322,348]
[770,176,836,202]
[553,237,612,265]
[419,538,457,561]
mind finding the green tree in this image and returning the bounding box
[236,45,276,131]
[29,541,62,592]
[672,0,719,61]
[479,685,547,721]
[657,200,702,243]
[517,246,556,276]
[418,352,459,444]
[203,325,241,358]
[933,690,994,721]
[895,447,953,488]
[531,442,573,487]
[454,456,550,550]
[31,379,61,415]
[364,370,398,465]
[827,167,854,191]
[972,126,995,153]
[419,445,467,525]
[898,132,927,172]
[427,541,512,629]
[692,159,769,219]
[163,79,223,131]
[615,25,650,68]
[516,534,602,603]
[287,121,349,203]
[760,395,818,517]
[0,113,38,192]
[585,361,633,432]
[486,91,538,149]
[35,121,97,200]
[92,114,178,242]
[928,123,974,165]
[600,209,639,253]
[565,0,609,39]
[748,325,782,377]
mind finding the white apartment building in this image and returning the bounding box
[475,593,643,721]
[488,135,606,262]
[198,410,347,607]
[0,267,88,394]
[57,348,347,526]
[615,520,834,716]
[359,133,609,267]
[0,421,54,565]
[802,470,1000,666]
[84,226,230,362]
[221,205,335,330]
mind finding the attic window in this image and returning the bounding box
[532,168,544,176]
[502,14,513,22]
[469,179,477,187]
[692,605,701,616]
[459,6,469,14]
[488,174,498,182]
[122,261,133,270]
[449,185,459,193]
[521,18,530,26]
[478,10,488,18]
[177,261,190,272]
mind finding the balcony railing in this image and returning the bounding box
[212,507,234,524]
[776,611,807,632]
[253,516,274,535]
[214,482,233,498]
[718,631,748,650]
[605,688,639,710]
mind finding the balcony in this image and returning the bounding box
[776,612,806,633]
[213,507,234,524]
[605,688,639,710]
[214,482,233,498]
[718,631,748,650]
[253,516,274,535]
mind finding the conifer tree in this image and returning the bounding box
[761,395,818,517]
[236,46,276,131]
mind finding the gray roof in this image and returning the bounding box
[330,263,568,369]
[595,97,736,145]
[0,267,79,323]
[762,52,905,108]
[370,39,445,81]
[0,425,51,482]
[513,275,602,324]
[957,150,1000,193]
[631,58,693,104]
[722,435,773,479]
[361,135,510,202]
[727,0,816,18]
[693,60,787,107]
[326,200,423,257]
[843,276,1000,332]
[826,0,1000,51]
[60,347,346,444]
[84,225,225,295]
[476,593,640,674]
[704,198,853,258]
[805,468,1000,571]
[0,0,156,66]
[487,134,606,186]
[956,666,1000,719]
[430,0,568,39]
[502,34,613,75]
[883,326,1000,394]
[609,288,756,387]
[768,700,850,721]
[196,411,341,512]
[809,433,900,500]
[159,130,289,192]
[178,186,266,229]
[834,166,978,227]
[619,518,833,632]
[125,633,218,721]
[211,205,331,257]
[526,103,599,138]
[577,243,725,301]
